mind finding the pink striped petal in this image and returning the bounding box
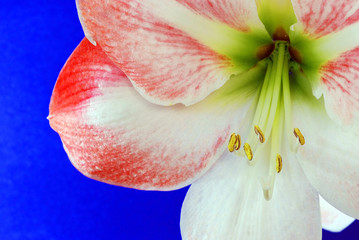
[174,0,263,31]
[293,98,359,219]
[75,0,270,106]
[319,47,359,126]
[49,38,250,190]
[290,1,359,127]
[292,0,359,38]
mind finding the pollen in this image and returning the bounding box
[235,134,241,150]
[228,133,236,152]
[254,125,265,143]
[243,143,253,161]
[228,133,241,152]
[276,154,282,173]
[293,128,305,145]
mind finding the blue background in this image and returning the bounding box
[0,1,358,239]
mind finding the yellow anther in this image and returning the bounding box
[243,143,253,161]
[294,128,305,145]
[276,154,282,173]
[228,133,237,152]
[254,125,265,143]
[235,134,241,150]
[228,133,241,152]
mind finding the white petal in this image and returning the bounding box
[320,195,355,232]
[292,97,359,219]
[180,151,321,240]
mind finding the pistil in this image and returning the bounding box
[227,41,306,200]
[243,42,288,166]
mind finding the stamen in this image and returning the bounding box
[254,125,265,143]
[262,43,286,139]
[293,128,305,145]
[276,154,282,173]
[235,134,241,150]
[228,133,237,152]
[243,143,253,161]
[228,133,241,152]
[282,58,294,149]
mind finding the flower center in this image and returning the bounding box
[227,41,305,200]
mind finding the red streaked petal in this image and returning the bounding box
[292,0,359,37]
[174,0,263,31]
[75,0,269,106]
[320,47,359,126]
[49,38,250,190]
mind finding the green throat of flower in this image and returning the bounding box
[227,41,306,201]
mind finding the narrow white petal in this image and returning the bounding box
[320,195,355,232]
[292,98,359,219]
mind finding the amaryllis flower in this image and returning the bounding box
[49,0,359,239]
